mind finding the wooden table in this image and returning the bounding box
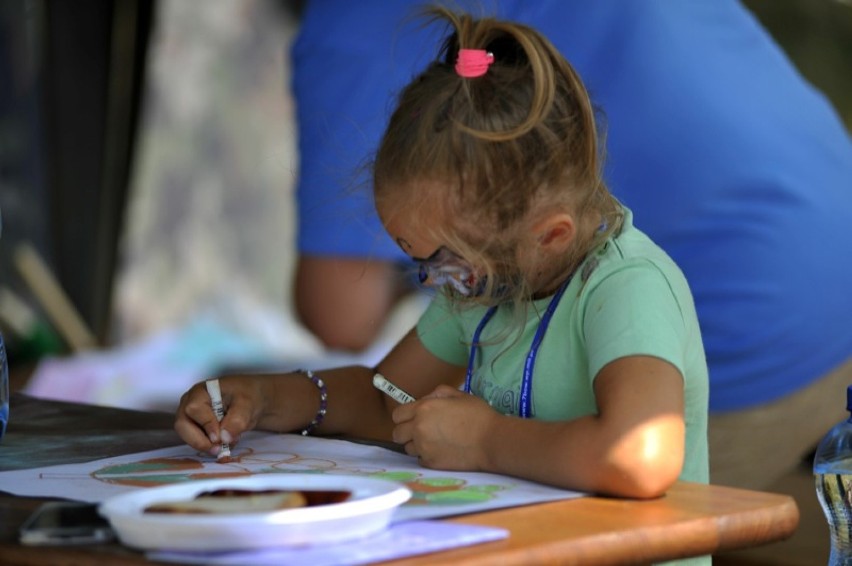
[0,393,799,565]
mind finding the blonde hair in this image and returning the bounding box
[374,6,622,306]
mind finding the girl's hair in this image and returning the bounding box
[374,5,622,306]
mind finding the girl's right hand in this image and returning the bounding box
[174,376,265,456]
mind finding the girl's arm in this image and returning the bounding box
[174,328,464,455]
[393,354,685,499]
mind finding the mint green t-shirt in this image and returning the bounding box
[416,207,709,485]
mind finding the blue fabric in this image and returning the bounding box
[291,0,852,411]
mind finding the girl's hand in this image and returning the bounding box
[390,384,497,470]
[174,376,265,456]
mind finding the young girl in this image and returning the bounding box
[175,7,708,499]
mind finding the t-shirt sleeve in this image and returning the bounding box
[583,261,690,383]
[415,293,470,367]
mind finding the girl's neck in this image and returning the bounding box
[530,263,579,300]
[529,212,601,299]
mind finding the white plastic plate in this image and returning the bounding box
[99,474,411,551]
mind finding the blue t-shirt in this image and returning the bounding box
[291,0,852,411]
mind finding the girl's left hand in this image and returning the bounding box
[390,384,497,470]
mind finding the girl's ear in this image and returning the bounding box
[532,213,576,252]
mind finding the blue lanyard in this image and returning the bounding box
[463,277,572,418]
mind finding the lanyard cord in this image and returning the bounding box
[463,276,572,418]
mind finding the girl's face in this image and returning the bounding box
[376,189,488,297]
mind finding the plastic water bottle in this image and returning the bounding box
[0,333,8,442]
[814,385,852,565]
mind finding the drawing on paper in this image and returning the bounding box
[0,432,583,522]
[90,445,508,506]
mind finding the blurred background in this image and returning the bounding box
[0,1,850,564]
[1,1,305,385]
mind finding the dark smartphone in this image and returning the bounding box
[19,501,114,545]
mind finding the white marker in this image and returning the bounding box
[372,373,416,404]
[205,379,231,460]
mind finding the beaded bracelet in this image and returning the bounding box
[299,370,327,436]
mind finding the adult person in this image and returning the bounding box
[290,0,852,489]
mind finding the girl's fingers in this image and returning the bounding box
[174,412,217,454]
[175,384,222,454]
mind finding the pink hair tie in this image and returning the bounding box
[455,49,494,78]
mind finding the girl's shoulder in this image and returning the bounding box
[582,209,682,281]
[575,211,694,308]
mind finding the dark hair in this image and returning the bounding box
[374,6,621,304]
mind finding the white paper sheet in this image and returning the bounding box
[0,431,583,522]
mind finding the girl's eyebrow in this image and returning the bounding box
[395,237,413,252]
